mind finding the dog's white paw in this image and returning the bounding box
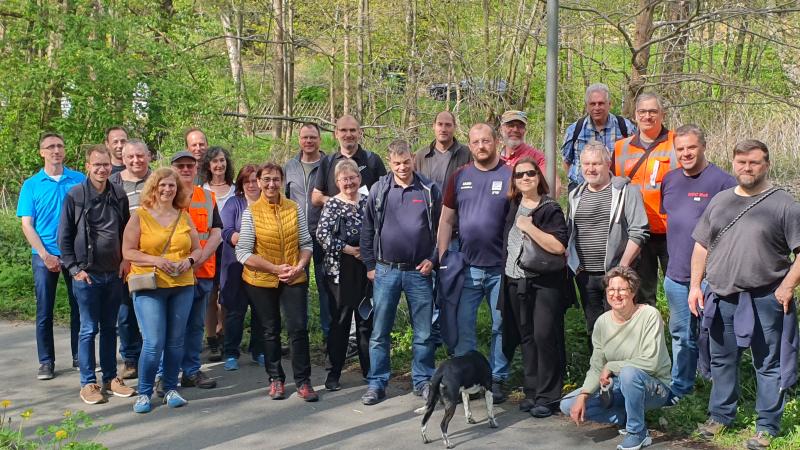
[488,418,498,428]
[414,405,427,415]
[466,417,476,424]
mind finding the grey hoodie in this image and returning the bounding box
[566,176,649,272]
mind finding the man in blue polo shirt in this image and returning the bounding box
[17,132,85,380]
[360,140,441,405]
[437,123,512,403]
[660,124,735,398]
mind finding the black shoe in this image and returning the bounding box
[491,381,506,404]
[325,373,341,391]
[207,336,222,362]
[72,357,79,370]
[181,370,217,389]
[155,377,165,397]
[519,398,535,412]
[37,363,54,380]
[361,388,385,405]
[281,344,290,357]
[530,405,553,418]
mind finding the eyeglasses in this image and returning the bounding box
[173,163,196,170]
[41,144,65,151]
[513,170,538,179]
[337,176,359,183]
[606,287,632,295]
[260,177,282,184]
[470,138,494,146]
[635,109,660,117]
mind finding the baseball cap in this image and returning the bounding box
[500,110,528,125]
[170,150,196,164]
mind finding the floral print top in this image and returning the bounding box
[316,194,368,280]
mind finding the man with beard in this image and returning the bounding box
[498,110,545,171]
[689,140,800,450]
[437,123,511,403]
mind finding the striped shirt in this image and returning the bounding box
[574,184,612,272]
[110,170,151,212]
[561,115,637,185]
[235,204,313,264]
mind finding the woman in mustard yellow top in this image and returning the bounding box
[122,168,202,413]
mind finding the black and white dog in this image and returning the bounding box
[418,351,498,448]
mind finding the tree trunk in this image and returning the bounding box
[622,0,656,117]
[220,6,251,135]
[356,0,365,121]
[285,0,295,143]
[272,0,285,139]
[402,0,418,135]
[660,0,690,104]
[343,10,350,116]
[733,19,748,74]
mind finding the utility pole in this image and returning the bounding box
[544,0,558,192]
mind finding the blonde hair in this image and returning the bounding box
[140,168,191,210]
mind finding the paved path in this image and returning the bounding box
[0,321,695,449]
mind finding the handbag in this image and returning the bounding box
[516,199,566,274]
[128,214,182,294]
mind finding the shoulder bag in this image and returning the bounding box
[517,199,566,274]
[128,213,182,294]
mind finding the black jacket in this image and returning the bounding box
[413,139,472,188]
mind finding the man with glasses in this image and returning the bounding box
[567,141,649,349]
[437,123,512,403]
[612,92,677,306]
[17,133,85,380]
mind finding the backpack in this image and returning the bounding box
[567,114,631,156]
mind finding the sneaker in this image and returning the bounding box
[154,377,165,398]
[163,390,188,408]
[297,382,319,402]
[79,383,108,405]
[207,336,222,362]
[251,353,265,367]
[491,381,506,404]
[414,382,431,403]
[325,373,341,391]
[361,388,386,405]
[103,377,136,398]
[72,357,79,370]
[530,405,553,418]
[697,418,726,440]
[133,394,151,413]
[617,431,652,450]
[37,363,54,380]
[224,357,239,371]
[745,431,773,450]
[269,380,286,400]
[121,361,138,380]
[181,370,217,389]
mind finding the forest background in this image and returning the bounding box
[1,1,800,447]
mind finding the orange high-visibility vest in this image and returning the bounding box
[613,130,677,235]
[188,186,217,279]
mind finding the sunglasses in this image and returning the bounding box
[513,170,538,179]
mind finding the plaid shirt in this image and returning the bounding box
[561,115,637,184]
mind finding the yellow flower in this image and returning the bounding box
[63,410,72,417]
[55,429,68,440]
[20,409,32,420]
[0,400,10,408]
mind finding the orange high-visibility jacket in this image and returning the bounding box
[188,186,217,279]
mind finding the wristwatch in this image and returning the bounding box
[188,257,195,266]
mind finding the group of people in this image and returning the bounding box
[15,83,800,450]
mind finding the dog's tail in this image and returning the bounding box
[420,369,443,426]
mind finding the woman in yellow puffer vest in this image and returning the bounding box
[235,162,317,402]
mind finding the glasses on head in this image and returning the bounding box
[260,177,282,184]
[606,287,632,295]
[41,144,65,151]
[513,170,538,179]
[636,109,660,117]
[337,176,359,183]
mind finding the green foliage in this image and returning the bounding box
[297,86,328,103]
[0,402,109,450]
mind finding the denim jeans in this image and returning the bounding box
[72,272,123,386]
[312,238,331,337]
[708,291,788,436]
[367,264,435,390]
[32,254,80,365]
[181,278,214,377]
[663,276,699,396]
[453,265,508,381]
[560,366,671,436]
[134,286,194,396]
[117,290,142,364]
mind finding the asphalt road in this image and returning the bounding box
[0,320,696,449]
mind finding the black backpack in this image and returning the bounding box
[566,114,631,155]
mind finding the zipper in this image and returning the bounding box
[275,203,285,264]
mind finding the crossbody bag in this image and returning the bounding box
[128,213,182,294]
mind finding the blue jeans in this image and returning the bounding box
[312,238,331,337]
[134,286,194,396]
[453,265,508,381]
[32,254,80,365]
[560,366,671,436]
[368,264,435,390]
[117,291,142,364]
[708,291,788,436]
[73,272,123,386]
[663,276,699,396]
[181,278,214,377]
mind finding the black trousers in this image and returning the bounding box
[575,271,609,351]
[505,277,565,406]
[326,276,372,379]
[244,282,311,386]
[636,236,667,306]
